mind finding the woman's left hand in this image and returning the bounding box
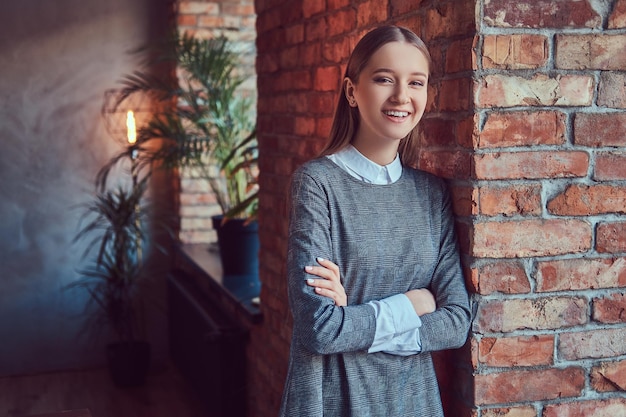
[305,257,347,307]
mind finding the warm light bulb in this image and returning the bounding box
[126,110,136,144]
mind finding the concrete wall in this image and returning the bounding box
[0,0,172,376]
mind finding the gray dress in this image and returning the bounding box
[280,157,471,417]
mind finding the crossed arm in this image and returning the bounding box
[305,257,436,316]
[287,169,470,355]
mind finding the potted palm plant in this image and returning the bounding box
[70,153,152,387]
[69,32,258,388]
[116,32,259,278]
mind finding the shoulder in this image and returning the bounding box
[293,157,333,177]
[291,157,340,187]
[289,158,334,198]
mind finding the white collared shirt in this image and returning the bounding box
[327,144,402,185]
[327,145,422,355]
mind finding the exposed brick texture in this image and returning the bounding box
[477,335,554,367]
[471,261,531,295]
[591,359,626,392]
[476,74,595,108]
[559,328,626,360]
[574,112,626,146]
[597,222,626,253]
[470,0,626,414]
[482,35,548,70]
[595,152,626,180]
[483,0,601,29]
[473,219,592,258]
[475,297,588,332]
[600,70,626,105]
[544,398,626,417]
[593,292,626,324]
[478,184,542,216]
[610,0,626,28]
[474,151,589,180]
[547,184,626,215]
[254,1,477,415]
[482,408,536,417]
[556,34,626,70]
[474,367,585,405]
[536,258,626,292]
[176,0,626,415]
[478,111,566,148]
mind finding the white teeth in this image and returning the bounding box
[384,110,409,117]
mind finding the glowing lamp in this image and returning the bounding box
[126,110,136,145]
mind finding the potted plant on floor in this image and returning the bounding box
[116,32,259,281]
[70,141,154,387]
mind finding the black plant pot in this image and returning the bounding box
[106,341,151,387]
[212,215,260,276]
[211,215,261,300]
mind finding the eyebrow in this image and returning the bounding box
[372,68,428,77]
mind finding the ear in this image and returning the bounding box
[344,77,357,107]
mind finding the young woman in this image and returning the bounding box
[280,26,471,417]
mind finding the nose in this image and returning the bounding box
[391,84,410,104]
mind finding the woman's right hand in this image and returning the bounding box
[305,257,347,307]
[404,288,436,316]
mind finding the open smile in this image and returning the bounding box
[383,110,411,121]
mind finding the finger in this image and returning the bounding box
[306,278,335,291]
[305,264,340,283]
[304,265,334,280]
[313,286,338,304]
[307,279,343,298]
[314,258,341,282]
[307,279,347,307]
[316,257,339,275]
[306,278,335,294]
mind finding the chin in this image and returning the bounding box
[389,129,416,140]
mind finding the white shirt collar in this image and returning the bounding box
[327,145,402,185]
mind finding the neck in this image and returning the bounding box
[351,138,399,166]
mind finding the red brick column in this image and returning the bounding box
[471,0,626,415]
[253,1,476,415]
[417,1,476,416]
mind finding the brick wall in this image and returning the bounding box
[176,0,626,416]
[175,0,257,244]
[471,0,626,416]
[253,0,476,415]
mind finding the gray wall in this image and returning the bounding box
[0,0,173,376]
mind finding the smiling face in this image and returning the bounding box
[345,41,429,163]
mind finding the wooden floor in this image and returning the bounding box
[0,362,208,417]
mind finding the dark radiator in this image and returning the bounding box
[168,269,248,417]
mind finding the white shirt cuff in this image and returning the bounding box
[367,294,422,355]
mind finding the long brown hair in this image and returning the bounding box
[320,26,432,167]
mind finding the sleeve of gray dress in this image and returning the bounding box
[286,169,377,355]
[418,179,471,352]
